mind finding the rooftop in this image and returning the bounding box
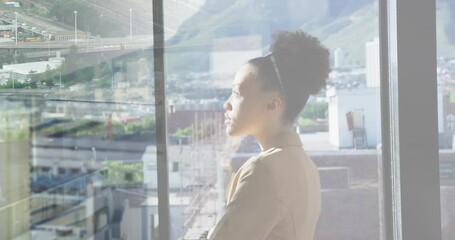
[3,60,63,75]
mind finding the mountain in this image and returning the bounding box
[169,0,375,46]
[437,0,455,60]
[166,0,455,72]
[302,2,379,66]
[303,0,455,65]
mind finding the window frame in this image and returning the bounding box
[152,0,171,240]
[151,0,444,239]
[380,0,442,239]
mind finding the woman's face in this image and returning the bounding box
[223,64,275,137]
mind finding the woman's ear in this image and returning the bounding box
[266,95,284,112]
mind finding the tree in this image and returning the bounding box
[95,61,112,88]
[28,70,38,89]
[301,102,328,120]
[4,53,14,64]
[75,66,94,83]
[175,127,192,137]
[298,118,315,126]
[101,160,143,186]
[43,65,56,87]
[15,53,27,63]
[59,45,94,86]
[65,45,79,73]
[0,78,28,89]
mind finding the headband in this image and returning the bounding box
[265,53,285,93]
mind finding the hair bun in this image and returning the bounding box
[270,30,330,95]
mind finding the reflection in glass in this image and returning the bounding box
[0,0,387,239]
[163,1,383,240]
[1,0,157,239]
[437,0,455,239]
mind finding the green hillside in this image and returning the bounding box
[303,1,455,66]
[167,0,455,71]
[436,3,455,60]
[302,4,379,66]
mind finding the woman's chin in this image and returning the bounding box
[225,125,241,137]
[225,128,235,136]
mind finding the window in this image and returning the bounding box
[437,0,455,239]
[163,0,384,239]
[1,1,156,239]
[0,0,446,239]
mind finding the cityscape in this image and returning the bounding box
[1,0,455,240]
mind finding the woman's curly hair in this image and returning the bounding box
[248,30,331,123]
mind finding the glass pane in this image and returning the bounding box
[437,0,455,239]
[0,1,156,239]
[163,1,384,239]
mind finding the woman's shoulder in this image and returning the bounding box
[260,146,309,163]
[257,147,316,180]
[236,152,277,181]
[240,147,310,175]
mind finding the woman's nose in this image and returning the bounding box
[223,100,232,111]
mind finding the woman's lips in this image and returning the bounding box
[224,114,231,123]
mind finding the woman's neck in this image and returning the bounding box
[254,124,295,151]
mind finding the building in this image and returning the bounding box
[365,37,380,88]
[0,140,30,240]
[142,145,187,190]
[334,48,345,69]
[2,52,64,82]
[327,87,381,148]
[0,100,30,240]
[53,31,86,41]
[325,38,381,149]
[3,1,20,7]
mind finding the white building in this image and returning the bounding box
[0,25,14,31]
[2,52,64,82]
[334,48,345,68]
[4,2,21,7]
[365,37,380,88]
[327,87,381,148]
[142,145,193,190]
[323,38,381,149]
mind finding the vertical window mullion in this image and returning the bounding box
[379,0,395,239]
[385,0,442,239]
[153,0,171,239]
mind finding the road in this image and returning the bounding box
[0,35,155,58]
[1,11,69,35]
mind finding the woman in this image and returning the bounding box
[204,30,330,240]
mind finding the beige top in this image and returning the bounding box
[208,132,321,240]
